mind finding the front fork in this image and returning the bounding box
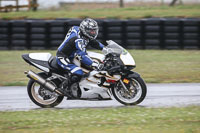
[109,78,129,97]
[119,79,129,92]
[117,78,134,97]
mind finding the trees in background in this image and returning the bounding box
[120,0,124,7]
[169,0,183,6]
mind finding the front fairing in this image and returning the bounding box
[103,40,136,67]
[87,51,105,62]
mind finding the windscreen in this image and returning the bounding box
[102,40,128,55]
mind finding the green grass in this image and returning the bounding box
[0,50,199,86]
[129,50,200,83]
[1,5,200,19]
[0,106,199,133]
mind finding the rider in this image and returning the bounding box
[55,18,105,96]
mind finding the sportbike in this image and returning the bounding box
[22,40,147,107]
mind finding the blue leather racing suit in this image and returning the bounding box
[56,26,104,76]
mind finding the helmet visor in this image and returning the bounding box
[86,28,98,39]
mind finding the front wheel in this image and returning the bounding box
[112,76,147,106]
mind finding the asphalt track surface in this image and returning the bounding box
[0,83,200,111]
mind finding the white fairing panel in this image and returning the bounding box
[79,81,110,99]
[29,53,52,61]
[79,71,111,99]
[87,51,105,62]
[120,52,135,66]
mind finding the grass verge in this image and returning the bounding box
[0,106,199,133]
[0,5,200,19]
[0,50,199,86]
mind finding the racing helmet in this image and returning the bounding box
[79,18,99,40]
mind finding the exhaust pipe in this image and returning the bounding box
[25,70,56,92]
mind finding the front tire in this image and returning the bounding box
[112,76,147,106]
[27,73,64,108]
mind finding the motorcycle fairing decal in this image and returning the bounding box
[86,78,97,83]
[95,72,121,81]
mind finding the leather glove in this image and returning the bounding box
[91,62,99,70]
[102,47,108,55]
[92,62,104,70]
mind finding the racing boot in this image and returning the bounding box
[54,86,73,97]
[66,74,82,99]
[55,74,82,97]
[54,79,71,97]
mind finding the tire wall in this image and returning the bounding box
[0,18,199,49]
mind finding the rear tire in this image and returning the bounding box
[27,73,64,108]
[112,76,147,106]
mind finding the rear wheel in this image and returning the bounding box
[112,76,147,105]
[27,73,64,108]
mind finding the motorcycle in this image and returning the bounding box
[22,40,147,108]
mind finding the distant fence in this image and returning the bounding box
[0,0,38,12]
[0,18,200,50]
